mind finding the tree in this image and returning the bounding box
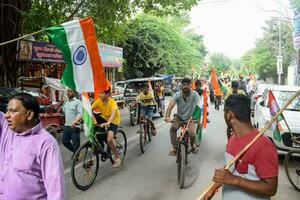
[208,52,232,75]
[291,0,300,12]
[240,18,295,81]
[22,0,202,43]
[121,13,206,78]
[0,0,203,86]
[0,0,30,87]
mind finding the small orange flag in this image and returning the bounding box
[210,68,221,96]
[192,79,196,90]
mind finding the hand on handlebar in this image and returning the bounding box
[100,122,110,128]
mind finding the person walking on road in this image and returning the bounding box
[202,95,278,200]
[62,88,82,158]
[0,93,64,200]
[225,81,246,139]
[164,77,201,155]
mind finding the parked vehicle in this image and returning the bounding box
[253,85,300,154]
[123,77,165,126]
[114,81,127,94]
[250,83,274,116]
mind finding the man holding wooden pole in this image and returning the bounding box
[202,94,278,200]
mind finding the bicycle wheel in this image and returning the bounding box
[140,124,147,153]
[147,122,152,142]
[71,141,99,191]
[110,129,127,163]
[177,142,186,189]
[284,150,300,191]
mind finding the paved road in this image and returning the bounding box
[62,98,299,200]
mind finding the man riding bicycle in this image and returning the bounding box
[164,78,201,156]
[91,87,122,168]
[136,84,157,136]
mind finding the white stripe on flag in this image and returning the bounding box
[63,20,94,92]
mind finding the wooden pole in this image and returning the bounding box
[197,89,300,200]
[0,29,45,47]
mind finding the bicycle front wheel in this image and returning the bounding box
[71,141,99,191]
[147,122,152,142]
[284,150,300,191]
[110,129,127,163]
[177,143,186,189]
[140,124,147,153]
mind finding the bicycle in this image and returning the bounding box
[284,137,300,192]
[169,117,194,189]
[71,125,127,190]
[138,106,155,153]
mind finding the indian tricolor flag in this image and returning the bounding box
[210,68,222,96]
[268,90,284,142]
[46,17,108,93]
[192,93,206,142]
[82,92,94,141]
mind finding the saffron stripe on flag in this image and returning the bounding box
[80,18,107,94]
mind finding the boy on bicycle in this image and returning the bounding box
[137,84,157,136]
[91,87,122,168]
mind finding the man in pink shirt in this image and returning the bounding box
[0,93,64,200]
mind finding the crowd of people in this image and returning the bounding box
[0,72,279,200]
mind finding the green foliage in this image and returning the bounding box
[240,17,295,80]
[121,13,206,78]
[22,0,202,43]
[208,52,232,74]
[290,0,300,12]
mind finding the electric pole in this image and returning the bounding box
[277,0,283,85]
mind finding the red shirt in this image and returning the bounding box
[226,129,278,179]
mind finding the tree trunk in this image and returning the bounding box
[0,0,27,87]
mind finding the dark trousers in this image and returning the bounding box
[214,95,221,110]
[62,126,80,153]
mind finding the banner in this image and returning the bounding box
[17,40,64,63]
[98,43,123,68]
[17,40,123,67]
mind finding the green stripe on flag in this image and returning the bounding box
[273,124,282,142]
[82,109,94,141]
[46,25,76,90]
[196,124,202,143]
[192,106,202,120]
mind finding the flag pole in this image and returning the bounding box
[0,29,45,47]
[197,89,300,200]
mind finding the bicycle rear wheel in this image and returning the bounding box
[140,124,147,153]
[110,129,127,163]
[177,142,186,189]
[71,141,99,190]
[284,150,300,191]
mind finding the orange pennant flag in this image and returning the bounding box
[210,68,221,96]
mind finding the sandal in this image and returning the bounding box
[191,145,199,154]
[152,128,157,136]
[168,149,177,156]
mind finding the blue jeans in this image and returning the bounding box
[140,106,154,120]
[62,126,80,153]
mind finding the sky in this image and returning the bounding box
[189,0,294,59]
